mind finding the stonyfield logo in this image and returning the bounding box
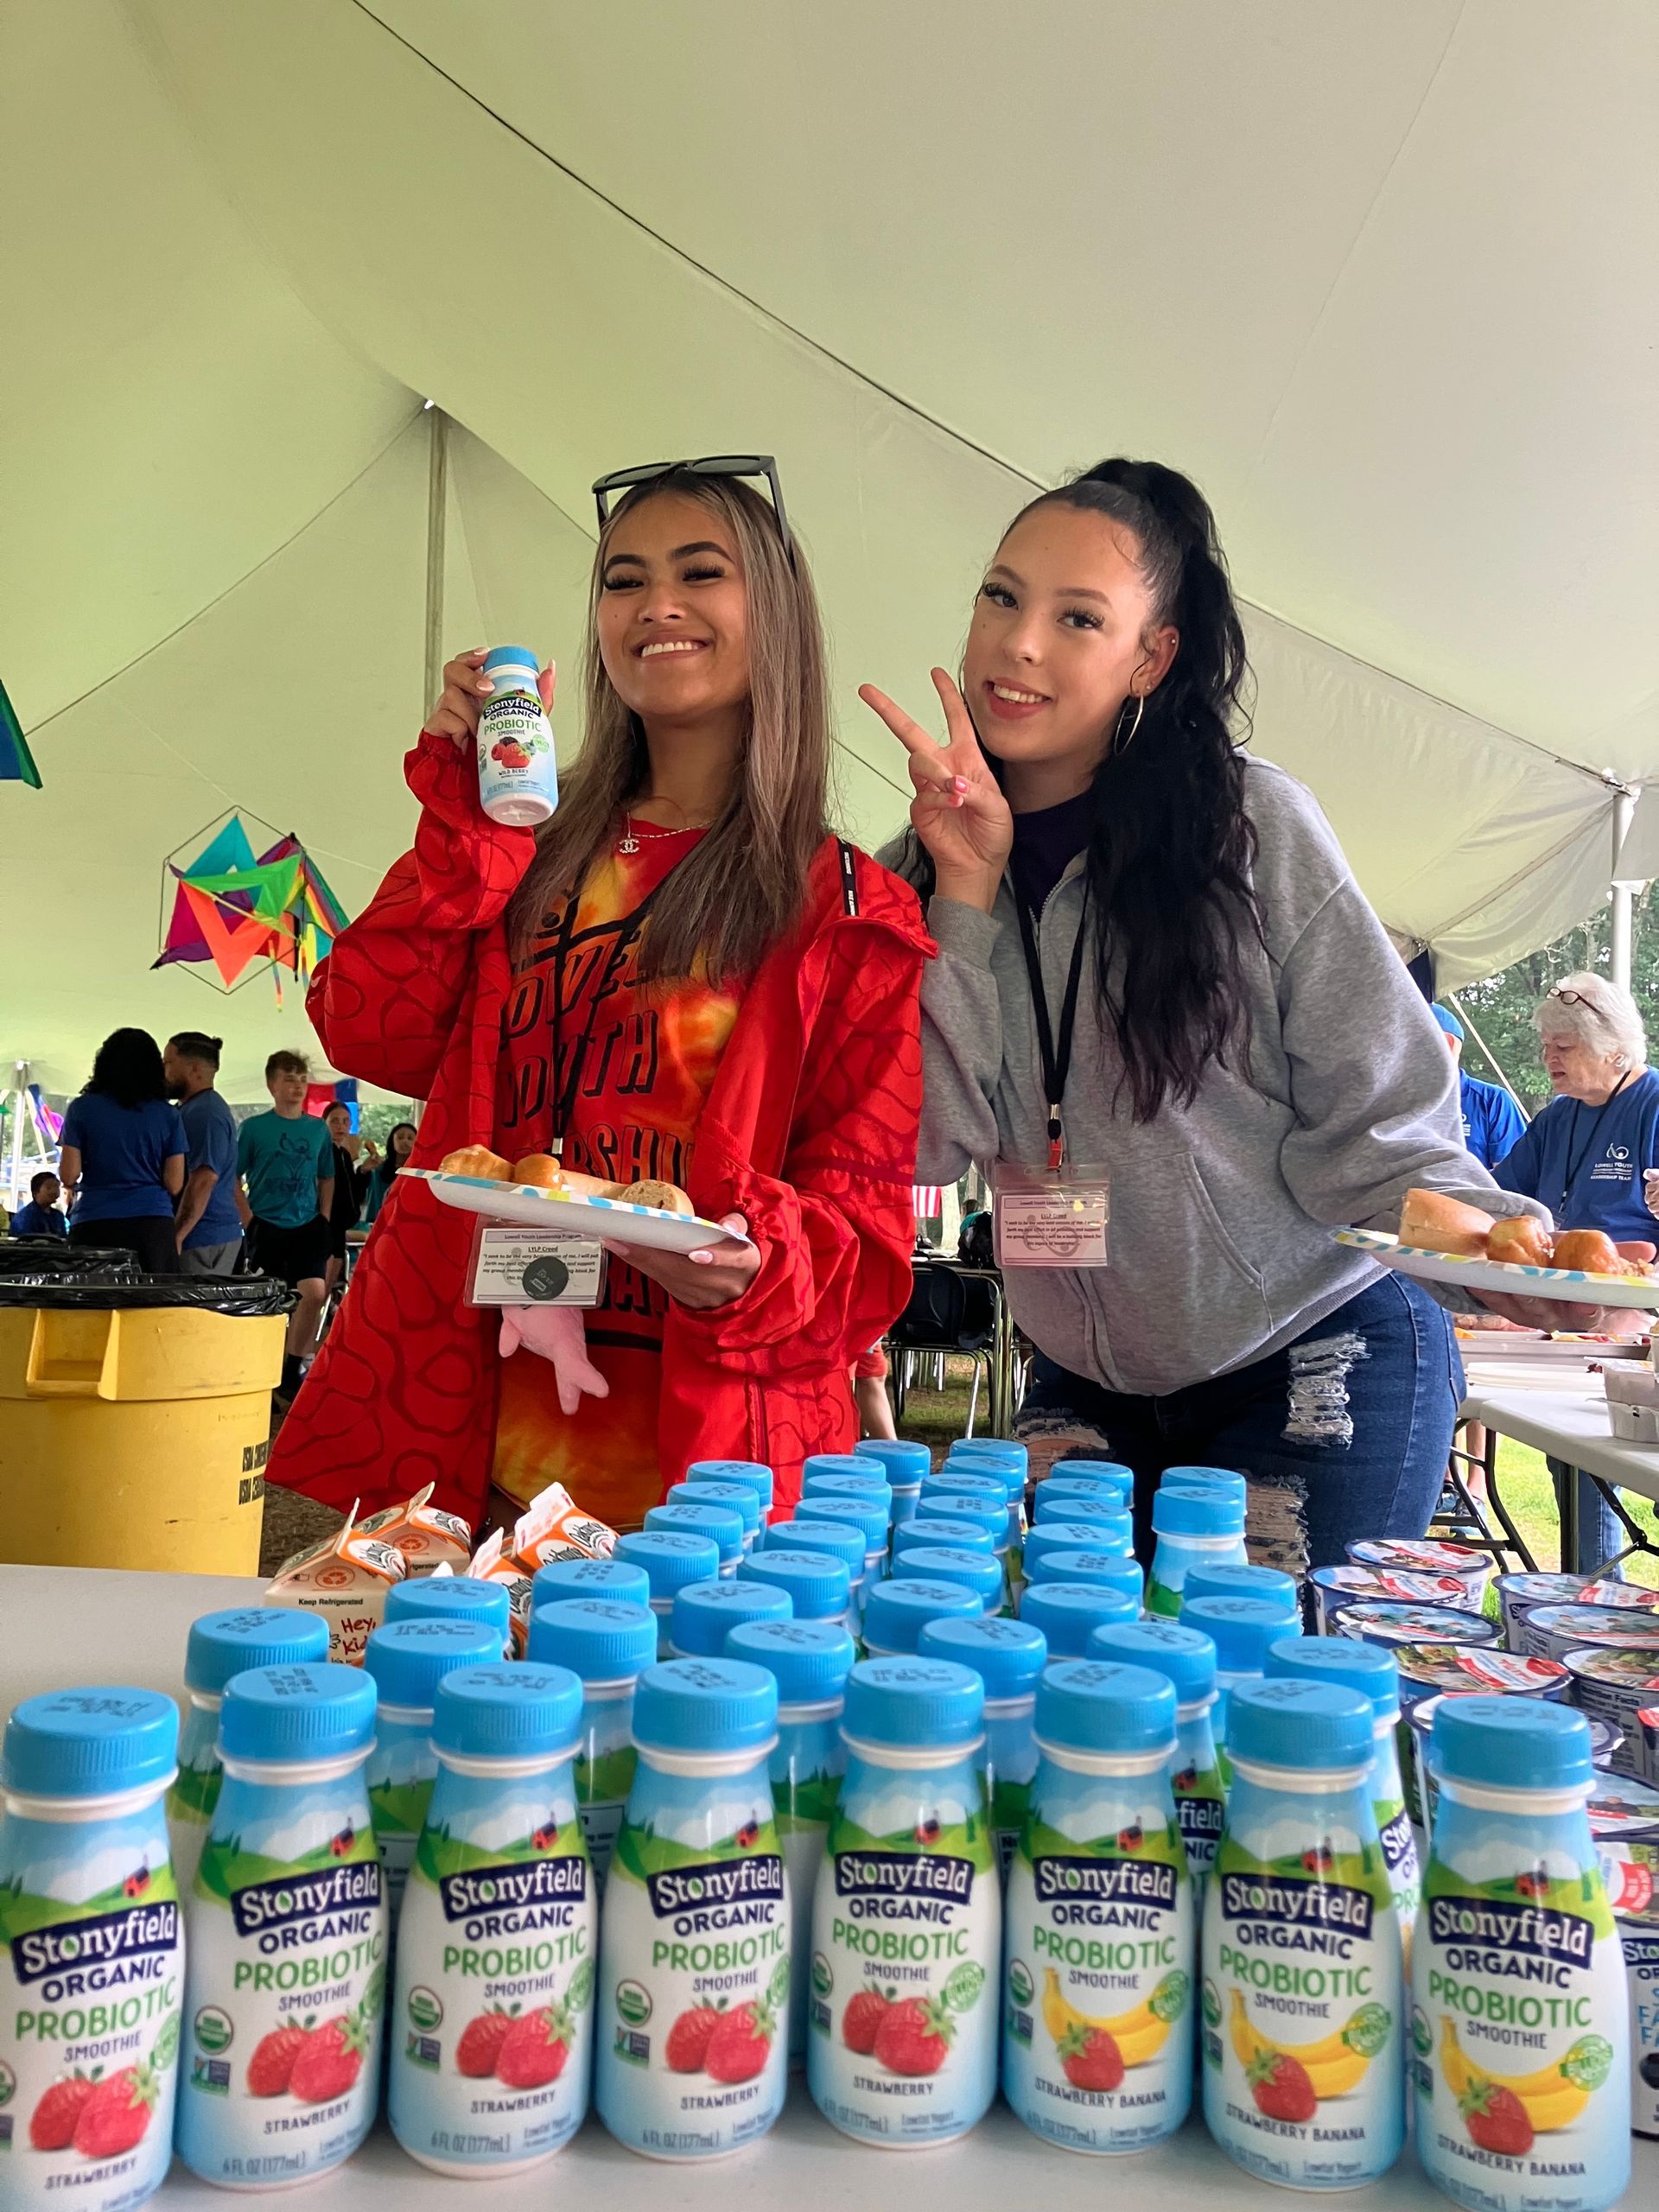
[1379,1810,1415,1874]
[1033,1855,1178,1909]
[439,1858,588,1923]
[1220,1872,1374,1940]
[1426,1896,1592,1968]
[1178,1799,1225,1840]
[229,1861,383,1939]
[834,1851,974,1903]
[645,1855,784,1920]
[13,1902,180,1986]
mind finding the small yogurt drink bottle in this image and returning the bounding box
[809,1657,1001,2146]
[1003,1660,1194,2152]
[364,1616,504,1916]
[178,1662,388,2189]
[1148,1486,1246,1617]
[1163,1466,1248,1505]
[530,1555,651,1614]
[670,1479,762,1554]
[1184,1561,1300,1617]
[1090,1618,1226,1890]
[1023,1549,1143,1600]
[594,1659,790,2158]
[890,1516,996,1567]
[795,1496,890,1620]
[804,1470,895,1516]
[168,1608,328,1892]
[860,1579,982,1658]
[1413,1697,1630,2212]
[735,1548,852,1629]
[668,1578,791,1658]
[614,1531,722,1656]
[1019,1583,1139,1658]
[1037,1468,1135,1511]
[726,1619,858,2066]
[475,646,557,825]
[1265,1636,1421,1941]
[1183,1594,1300,1780]
[802,1452,887,1491]
[1201,1679,1404,2190]
[645,1500,746,1578]
[384,1575,512,1650]
[685,1460,774,1521]
[900,1546,1004,1618]
[1023,1519,1133,1573]
[854,1440,929,1524]
[0,1689,184,2212]
[768,1518,869,1603]
[524,1599,656,1882]
[918,1615,1046,1882]
[388,1662,594,2173]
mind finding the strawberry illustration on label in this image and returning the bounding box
[454,2009,518,2078]
[1057,2020,1124,2092]
[1459,2078,1535,2158]
[29,2075,96,2152]
[665,2002,727,2073]
[495,2004,573,2088]
[246,2025,308,2097]
[874,1995,955,2076]
[1248,2048,1318,2125]
[73,2064,159,2159]
[289,2015,369,2104]
[704,1999,774,2083]
[842,1989,893,2054]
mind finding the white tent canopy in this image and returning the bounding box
[3,0,1655,1100]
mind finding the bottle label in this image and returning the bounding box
[1003,1797,1194,2152]
[1624,1929,1659,2140]
[1412,1851,1630,2209]
[166,1758,222,1899]
[990,1776,1030,1881]
[366,1718,436,1917]
[1201,1831,1403,2186]
[574,1728,635,1884]
[773,1757,841,2068]
[477,696,553,790]
[1173,1762,1226,1886]
[1377,1796,1421,1929]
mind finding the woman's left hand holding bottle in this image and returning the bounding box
[423,649,555,748]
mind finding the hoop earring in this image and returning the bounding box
[1114,691,1145,755]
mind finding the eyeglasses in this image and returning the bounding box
[590,454,794,567]
[1548,988,1590,1006]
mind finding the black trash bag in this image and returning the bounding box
[0,1271,295,1316]
[0,1243,137,1282]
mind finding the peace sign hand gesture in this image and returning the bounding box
[860,669,1013,913]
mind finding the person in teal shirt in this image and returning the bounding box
[236,1050,335,1401]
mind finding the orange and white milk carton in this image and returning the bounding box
[466,1485,620,1651]
[264,1500,406,1662]
[356,1480,473,1575]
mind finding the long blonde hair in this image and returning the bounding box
[508,473,832,983]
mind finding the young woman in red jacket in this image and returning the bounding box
[269,461,931,1532]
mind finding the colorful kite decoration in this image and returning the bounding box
[155,809,349,1005]
[0,677,41,788]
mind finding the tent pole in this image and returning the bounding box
[1446,996,1531,1121]
[1609,784,1637,995]
[423,407,448,715]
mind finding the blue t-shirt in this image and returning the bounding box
[177,1088,243,1249]
[1494,1067,1659,1241]
[237,1110,334,1230]
[10,1202,66,1237]
[1460,1072,1528,1173]
[59,1093,186,1223]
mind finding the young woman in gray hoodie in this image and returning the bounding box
[868,459,1547,1579]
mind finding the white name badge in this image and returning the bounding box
[992,1162,1111,1269]
[467,1223,604,1307]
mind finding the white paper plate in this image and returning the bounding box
[1337,1227,1659,1309]
[399,1168,751,1254]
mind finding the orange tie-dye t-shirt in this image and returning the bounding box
[491,829,742,1529]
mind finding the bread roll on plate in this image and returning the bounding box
[1487,1215,1554,1268]
[1399,1188,1495,1258]
[616,1178,695,1217]
[442,1145,514,1181]
[511,1154,626,1201]
[1552,1228,1624,1276]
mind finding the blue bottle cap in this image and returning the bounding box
[614,1529,722,1597]
[1024,1519,1132,1569]
[525,1599,658,1681]
[671,1480,762,1535]
[891,1516,995,1561]
[219,1664,377,1764]
[796,1493,889,1551]
[801,1472,894,1516]
[645,1500,745,1564]
[482,645,540,676]
[1037,1660,1177,1756]
[918,1614,1046,1697]
[736,1549,851,1620]
[1031,1497,1129,1537]
[843,1656,983,1749]
[1431,1695,1594,1792]
[922,1471,1007,1504]
[531,1556,652,1613]
[726,1618,857,1703]
[861,1578,983,1654]
[632,1657,779,1755]
[1033,1481,1129,1521]
[185,1607,329,1694]
[3,1688,179,1798]
[432,1662,583,1760]
[1020,1583,1141,1657]
[944,1452,1024,1500]
[1266,1635,1400,1718]
[916,1492,1006,1543]
[1152,1487,1243,1536]
[1025,1551,1144,1602]
[365,1618,505,1709]
[671,1579,792,1656]
[686,1459,773,1507]
[949,1437,1027,1468]
[1183,1562,1299,1616]
[1183,1595,1299,1674]
[1089,1618,1217,1702]
[855,1440,930,1487]
[764,1519,866,1574]
[1228,1678,1373,1770]
[801,1453,886,1489]
[1046,1459,1133,1490]
[898,1546,1003,1607]
[386,1578,513,1640]
[1162,1466,1247,1503]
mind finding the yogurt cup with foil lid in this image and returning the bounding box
[1393,1643,1567,1709]
[1586,1770,1659,1841]
[1494,1571,1589,1643]
[1564,1648,1659,1770]
[1335,1601,1499,1651]
[1344,1537,1492,1609]
[1307,1564,1472,1636]
[1516,1602,1659,1665]
[1575,1580,1659,1612]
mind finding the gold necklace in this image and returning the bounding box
[617,807,715,855]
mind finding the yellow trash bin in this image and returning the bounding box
[0,1281,286,1574]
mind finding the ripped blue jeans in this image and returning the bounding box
[1019,1273,1462,1579]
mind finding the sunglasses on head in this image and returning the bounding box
[590,454,794,567]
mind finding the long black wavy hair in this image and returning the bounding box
[85,1027,169,1110]
[906,458,1262,1123]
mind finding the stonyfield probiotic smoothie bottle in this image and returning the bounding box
[594,1659,789,2159]
[668,1578,791,1658]
[671,1480,763,1556]
[900,1547,1004,1619]
[364,1616,504,1916]
[860,1580,982,1659]
[735,1549,852,1632]
[1020,1583,1139,1659]
[1091,1618,1225,1891]
[1022,1549,1143,1603]
[475,646,556,825]
[177,1663,387,2188]
[1184,1562,1300,1618]
[168,1609,328,1895]
[889,1517,995,1570]
[525,1600,657,1884]
[1148,1487,1247,1618]
[1201,1678,1403,2190]
[767,1519,868,1611]
[0,1689,183,2212]
[614,1532,722,1658]
[855,1440,929,1526]
[685,1461,774,1525]
[384,1575,512,1652]
[1036,1470,1135,1515]
[645,1501,746,1580]
[1184,1595,1300,1783]
[388,1662,594,2173]
[918,1615,1046,1882]
[797,1497,891,1625]
[529,1556,651,1615]
[1022,1519,1133,1575]
[808,1656,1000,2146]
[1004,1661,1194,2153]
[726,1620,857,2066]
[1413,1696,1630,2212]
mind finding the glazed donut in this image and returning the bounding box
[441,1145,514,1181]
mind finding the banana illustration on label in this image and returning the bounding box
[1437,2015,1611,2137]
[1228,1986,1392,2101]
[1040,1965,1188,2069]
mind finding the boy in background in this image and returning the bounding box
[237,1049,334,1400]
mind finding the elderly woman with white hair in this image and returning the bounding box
[1495,970,1659,1569]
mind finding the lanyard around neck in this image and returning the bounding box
[1013,885,1090,1171]
[1558,1069,1633,1217]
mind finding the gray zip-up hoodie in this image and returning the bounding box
[891,758,1534,1399]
